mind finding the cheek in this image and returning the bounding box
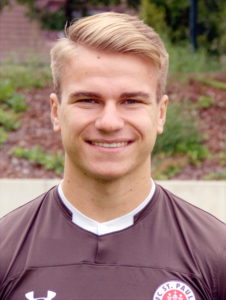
[134,112,158,132]
[59,110,91,143]
[59,108,78,129]
[58,111,76,141]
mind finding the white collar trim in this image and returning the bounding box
[58,180,155,236]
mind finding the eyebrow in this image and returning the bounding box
[68,91,150,100]
[120,92,150,99]
[68,91,102,99]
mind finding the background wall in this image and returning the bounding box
[0,180,225,222]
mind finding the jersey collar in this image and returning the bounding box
[58,180,155,235]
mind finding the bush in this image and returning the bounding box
[0,63,51,89]
[140,0,166,33]
[153,103,209,162]
[0,80,14,101]
[0,108,20,131]
[197,96,214,109]
[166,41,225,73]
[6,93,27,112]
[0,80,27,112]
[12,146,64,175]
[0,80,26,146]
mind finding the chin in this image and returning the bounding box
[89,171,127,182]
[84,165,132,182]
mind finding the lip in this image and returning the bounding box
[85,140,133,151]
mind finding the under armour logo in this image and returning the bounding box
[25,290,56,300]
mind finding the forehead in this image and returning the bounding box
[60,46,159,97]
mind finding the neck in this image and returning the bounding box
[62,162,152,222]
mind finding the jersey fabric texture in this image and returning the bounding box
[0,184,226,300]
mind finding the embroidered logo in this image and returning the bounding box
[153,280,196,300]
[25,290,56,300]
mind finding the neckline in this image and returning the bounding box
[57,180,156,235]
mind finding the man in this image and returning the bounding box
[0,12,226,300]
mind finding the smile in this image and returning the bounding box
[88,141,131,148]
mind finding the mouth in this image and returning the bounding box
[86,141,133,148]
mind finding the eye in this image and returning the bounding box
[122,99,141,104]
[77,98,97,104]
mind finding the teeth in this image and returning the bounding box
[91,142,128,148]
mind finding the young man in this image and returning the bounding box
[0,12,226,300]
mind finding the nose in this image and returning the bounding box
[95,101,124,132]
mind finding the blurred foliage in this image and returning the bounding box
[141,0,166,33]
[0,80,27,112]
[197,96,214,109]
[0,128,8,148]
[152,101,210,179]
[0,108,20,131]
[166,40,226,73]
[197,78,226,90]
[218,152,226,167]
[0,0,8,11]
[12,146,64,175]
[203,170,226,180]
[0,61,51,89]
[153,103,209,162]
[152,154,189,180]
[140,0,226,55]
[0,79,28,146]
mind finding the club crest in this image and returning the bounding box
[153,280,196,300]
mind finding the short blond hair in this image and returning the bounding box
[50,12,169,101]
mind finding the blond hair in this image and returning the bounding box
[50,12,169,101]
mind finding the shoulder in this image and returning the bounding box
[0,185,58,231]
[154,183,226,257]
[156,183,226,232]
[0,186,59,286]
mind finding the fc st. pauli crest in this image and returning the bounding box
[153,280,196,300]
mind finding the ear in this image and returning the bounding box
[50,93,61,133]
[157,94,168,135]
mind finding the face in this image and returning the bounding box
[50,45,168,181]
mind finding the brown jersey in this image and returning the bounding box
[0,184,226,300]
